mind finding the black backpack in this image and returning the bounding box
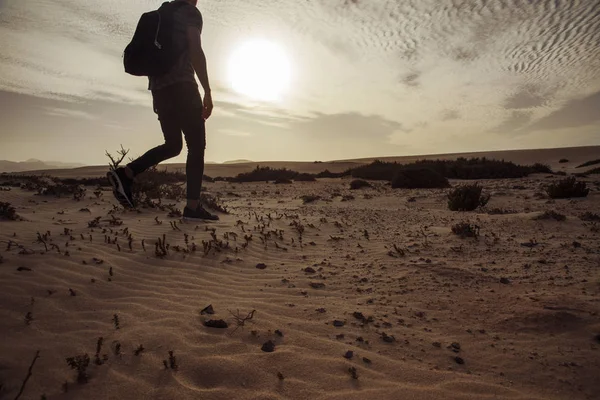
[123,1,187,77]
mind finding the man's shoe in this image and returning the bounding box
[107,168,135,208]
[183,205,219,221]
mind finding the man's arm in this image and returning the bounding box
[187,26,213,119]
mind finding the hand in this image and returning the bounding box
[202,92,213,120]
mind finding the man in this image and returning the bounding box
[109,0,217,221]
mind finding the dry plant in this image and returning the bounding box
[447,184,490,211]
[546,177,589,199]
[451,222,480,238]
[533,210,566,221]
[0,202,19,220]
[106,145,130,170]
[65,354,90,383]
[228,309,256,334]
[14,350,40,400]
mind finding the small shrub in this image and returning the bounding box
[301,195,320,204]
[559,158,569,163]
[0,202,19,220]
[350,179,371,190]
[66,354,90,383]
[234,166,297,183]
[545,177,589,199]
[294,173,316,182]
[350,160,400,181]
[576,159,600,168]
[486,207,517,215]
[585,167,600,175]
[315,169,348,179]
[533,210,566,221]
[391,168,450,189]
[200,193,228,214]
[447,184,490,211]
[579,212,600,222]
[451,222,480,238]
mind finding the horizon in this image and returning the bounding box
[1,1,599,163]
[1,144,599,167]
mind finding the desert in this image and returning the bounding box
[0,146,599,400]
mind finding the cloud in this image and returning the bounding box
[490,111,533,134]
[504,87,547,109]
[1,0,600,161]
[441,110,460,121]
[528,90,600,131]
[42,107,97,120]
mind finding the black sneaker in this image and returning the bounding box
[107,167,135,208]
[183,205,219,221]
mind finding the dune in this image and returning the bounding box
[0,147,599,399]
[13,145,600,180]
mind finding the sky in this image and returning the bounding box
[0,0,599,164]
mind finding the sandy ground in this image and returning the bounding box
[0,152,599,399]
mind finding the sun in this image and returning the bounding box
[227,39,291,102]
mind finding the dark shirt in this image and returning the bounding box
[148,1,203,91]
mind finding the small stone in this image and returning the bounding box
[353,312,365,321]
[304,267,316,273]
[200,304,215,315]
[316,308,326,313]
[381,332,395,343]
[333,320,345,327]
[277,372,285,380]
[344,350,353,359]
[16,267,32,272]
[595,334,600,343]
[432,342,441,348]
[500,277,511,284]
[336,334,345,340]
[362,357,372,364]
[274,329,284,337]
[451,342,461,350]
[454,356,465,365]
[310,282,326,289]
[204,319,228,329]
[261,340,276,352]
[256,263,267,269]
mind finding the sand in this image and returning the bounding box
[0,148,599,400]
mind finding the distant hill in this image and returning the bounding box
[0,159,85,173]
[223,159,253,164]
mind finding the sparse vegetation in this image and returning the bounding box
[545,177,589,199]
[66,354,90,383]
[0,202,19,220]
[233,166,298,183]
[533,210,566,221]
[350,179,371,190]
[301,195,320,204]
[391,168,450,189]
[294,173,316,182]
[576,159,600,168]
[447,184,490,211]
[349,158,552,181]
[579,212,600,222]
[451,222,480,238]
[199,192,228,214]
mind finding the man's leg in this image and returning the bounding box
[127,114,183,177]
[179,100,218,221]
[181,109,206,209]
[108,91,183,208]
